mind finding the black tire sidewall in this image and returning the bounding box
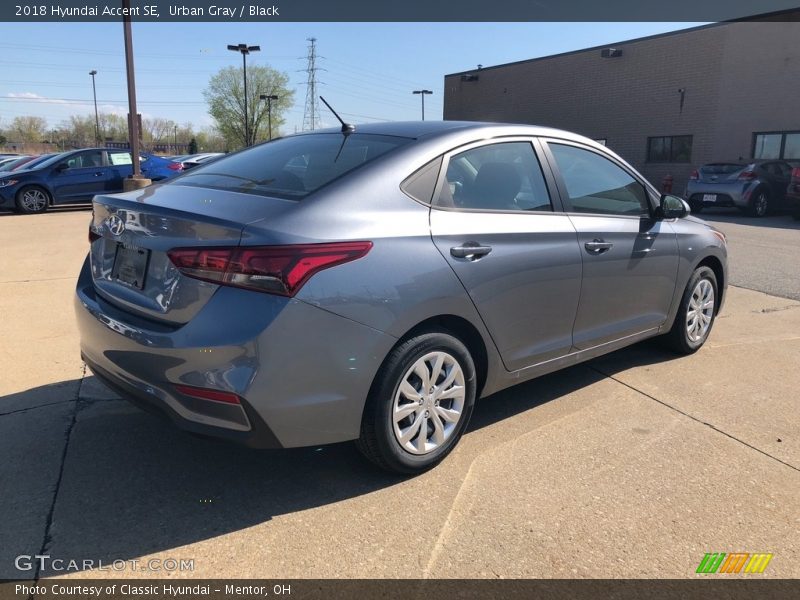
[370,332,476,473]
[672,266,718,353]
[749,189,768,217]
[15,185,50,214]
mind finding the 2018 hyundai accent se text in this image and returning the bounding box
[75,121,728,474]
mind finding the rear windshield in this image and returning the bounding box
[700,163,745,175]
[171,133,411,200]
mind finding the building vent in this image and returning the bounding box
[601,48,623,58]
[461,74,480,82]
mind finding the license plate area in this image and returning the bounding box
[111,243,150,289]
[703,194,717,202]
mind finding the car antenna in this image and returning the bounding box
[320,96,355,135]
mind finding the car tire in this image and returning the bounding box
[356,330,477,475]
[15,185,51,214]
[664,266,718,355]
[746,189,769,217]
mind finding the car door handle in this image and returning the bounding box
[450,243,492,260]
[93,172,105,177]
[584,239,613,254]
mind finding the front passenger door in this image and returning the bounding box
[543,141,679,350]
[51,150,111,203]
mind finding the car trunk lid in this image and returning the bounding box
[697,163,749,184]
[89,184,296,325]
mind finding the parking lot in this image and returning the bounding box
[0,206,798,579]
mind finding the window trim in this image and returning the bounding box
[540,137,658,220]
[429,137,563,215]
[646,135,693,164]
[752,130,800,160]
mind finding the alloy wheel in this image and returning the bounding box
[20,189,48,212]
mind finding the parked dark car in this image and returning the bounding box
[786,161,800,220]
[0,156,31,171]
[0,148,183,214]
[0,155,38,172]
[76,121,728,474]
[685,159,794,217]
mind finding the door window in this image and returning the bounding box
[435,142,552,212]
[65,150,104,169]
[108,152,133,166]
[549,143,649,216]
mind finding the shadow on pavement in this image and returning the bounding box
[1,338,682,577]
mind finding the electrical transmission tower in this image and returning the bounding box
[302,37,322,131]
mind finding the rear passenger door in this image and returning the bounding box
[106,151,134,193]
[429,139,583,371]
[541,140,679,350]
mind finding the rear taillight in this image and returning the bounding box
[689,169,699,181]
[738,170,756,181]
[167,241,373,297]
[167,162,183,171]
[174,384,241,405]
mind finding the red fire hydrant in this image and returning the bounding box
[662,174,674,193]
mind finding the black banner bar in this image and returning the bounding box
[2,0,800,22]
[3,579,800,600]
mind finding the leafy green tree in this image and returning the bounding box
[8,116,48,143]
[204,64,294,148]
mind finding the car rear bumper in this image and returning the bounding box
[685,182,750,208]
[74,255,397,449]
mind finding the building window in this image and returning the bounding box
[753,131,800,160]
[647,135,693,163]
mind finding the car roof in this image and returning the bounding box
[290,120,597,145]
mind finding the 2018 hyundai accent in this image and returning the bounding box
[75,122,728,474]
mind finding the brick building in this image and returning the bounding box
[443,17,800,193]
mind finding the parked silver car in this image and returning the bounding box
[685,159,794,217]
[76,122,727,474]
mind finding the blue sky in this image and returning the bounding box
[0,22,706,134]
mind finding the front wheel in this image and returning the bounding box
[15,186,51,214]
[357,331,477,475]
[664,266,718,354]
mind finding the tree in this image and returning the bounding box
[8,116,48,143]
[203,64,294,149]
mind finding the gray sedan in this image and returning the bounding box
[75,121,727,474]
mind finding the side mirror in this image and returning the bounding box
[655,193,689,220]
[55,163,69,172]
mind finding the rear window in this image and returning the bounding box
[700,163,745,175]
[172,133,411,200]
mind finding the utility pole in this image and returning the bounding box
[227,43,260,146]
[89,70,100,145]
[173,124,178,154]
[260,94,279,140]
[122,0,146,185]
[412,89,433,121]
[302,38,321,131]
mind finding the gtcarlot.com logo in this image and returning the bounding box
[15,554,195,573]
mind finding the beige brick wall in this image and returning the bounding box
[443,21,800,194]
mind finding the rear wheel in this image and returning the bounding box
[664,266,718,354]
[15,186,50,214]
[747,189,769,217]
[357,331,476,475]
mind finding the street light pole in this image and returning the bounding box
[260,93,279,140]
[173,124,178,154]
[412,89,433,121]
[89,70,100,145]
[227,43,261,147]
